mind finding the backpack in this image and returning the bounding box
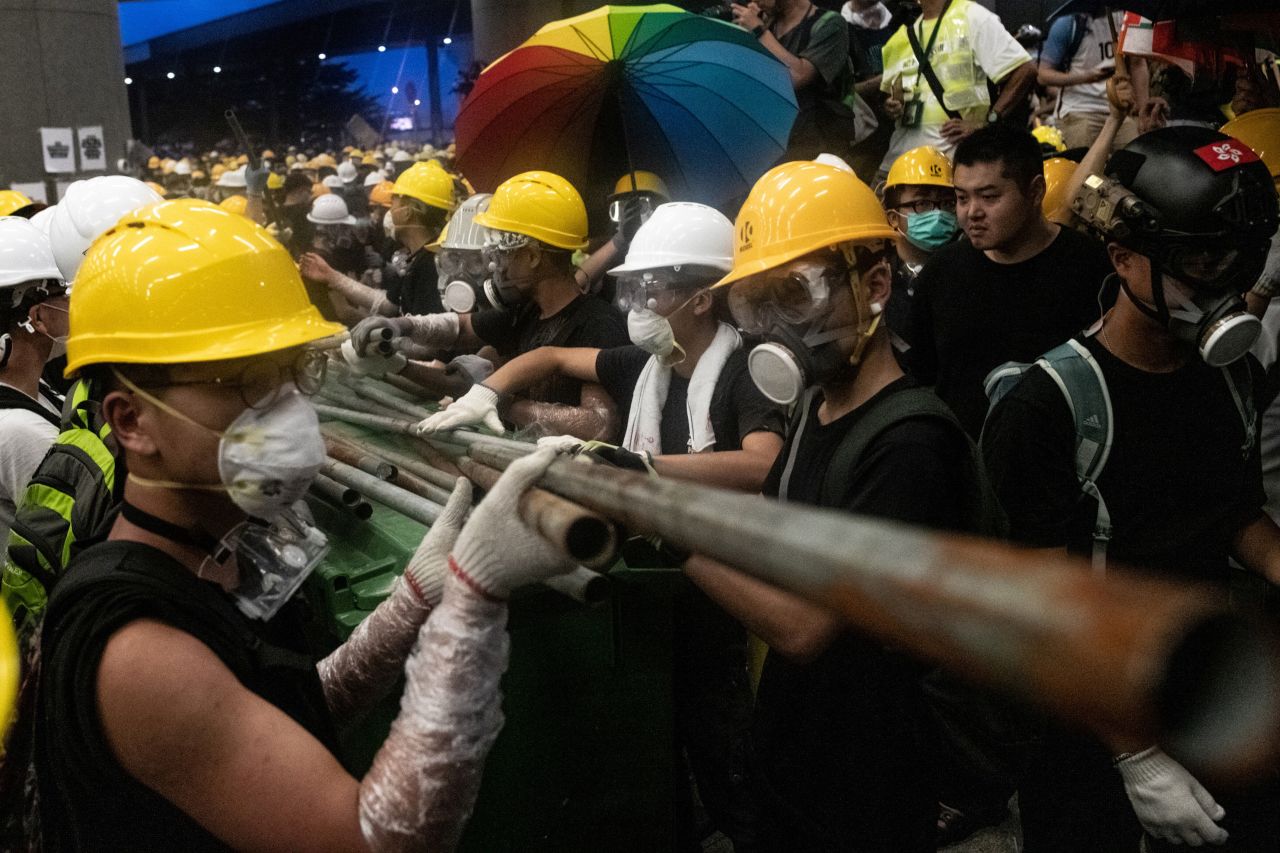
[983,327,1256,573]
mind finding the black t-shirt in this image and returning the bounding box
[36,540,335,852]
[384,248,443,317]
[981,336,1265,583]
[471,295,629,406]
[593,345,786,454]
[752,377,971,852]
[906,226,1113,438]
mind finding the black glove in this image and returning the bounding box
[611,198,648,252]
[583,442,653,473]
[245,162,271,198]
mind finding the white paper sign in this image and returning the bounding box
[7,182,47,204]
[40,127,75,174]
[78,126,106,172]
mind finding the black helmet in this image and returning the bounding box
[1105,126,1278,292]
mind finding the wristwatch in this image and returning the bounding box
[751,23,767,38]
[986,108,1001,124]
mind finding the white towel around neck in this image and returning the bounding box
[622,322,742,456]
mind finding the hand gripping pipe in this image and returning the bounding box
[463,439,1280,785]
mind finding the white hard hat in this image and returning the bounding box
[216,166,247,188]
[322,174,344,190]
[441,193,493,251]
[814,153,855,174]
[28,205,56,237]
[364,171,384,188]
[609,202,734,275]
[289,161,305,172]
[173,158,192,176]
[393,150,412,163]
[0,217,63,290]
[48,176,163,281]
[307,193,357,226]
[337,161,358,184]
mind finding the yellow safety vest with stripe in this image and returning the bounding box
[2,379,120,653]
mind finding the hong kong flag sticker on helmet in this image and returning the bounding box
[1194,138,1261,172]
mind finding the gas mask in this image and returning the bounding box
[436,247,491,313]
[482,229,539,309]
[1121,268,1260,367]
[114,369,331,620]
[728,252,885,405]
[383,209,398,241]
[903,209,958,252]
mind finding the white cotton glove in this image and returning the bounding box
[448,447,577,599]
[1117,746,1229,847]
[341,338,407,378]
[414,384,504,436]
[537,434,585,454]
[403,478,473,607]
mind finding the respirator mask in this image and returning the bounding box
[436,247,491,313]
[728,252,884,405]
[616,271,702,366]
[482,229,540,309]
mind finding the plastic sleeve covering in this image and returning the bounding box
[358,573,509,852]
[316,577,430,723]
[330,273,395,316]
[518,399,616,442]
[407,312,461,349]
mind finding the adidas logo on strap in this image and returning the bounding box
[1082,414,1102,429]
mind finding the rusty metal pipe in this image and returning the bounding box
[465,440,1280,782]
[389,469,456,506]
[341,374,437,421]
[337,440,462,491]
[323,437,397,481]
[541,566,611,605]
[320,458,444,525]
[455,457,618,570]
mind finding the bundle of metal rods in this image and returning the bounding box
[311,372,1280,783]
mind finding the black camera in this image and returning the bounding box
[699,3,736,22]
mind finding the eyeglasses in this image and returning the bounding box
[151,348,328,410]
[893,197,957,214]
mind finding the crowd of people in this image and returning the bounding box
[1,0,1279,851]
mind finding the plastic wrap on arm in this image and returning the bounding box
[406,312,461,350]
[358,573,509,852]
[511,396,617,443]
[329,272,397,317]
[316,577,429,724]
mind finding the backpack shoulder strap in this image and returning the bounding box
[1223,358,1256,459]
[1035,337,1114,573]
[0,386,60,427]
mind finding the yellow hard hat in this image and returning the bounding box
[349,148,364,159]
[219,194,249,216]
[369,180,395,208]
[211,164,227,180]
[145,181,168,198]
[147,156,161,169]
[314,153,338,169]
[161,158,177,175]
[1041,157,1077,218]
[427,223,449,253]
[473,170,588,251]
[1222,108,1280,188]
[261,149,277,160]
[392,159,457,212]
[362,153,379,166]
[610,170,670,200]
[235,154,250,166]
[0,189,35,217]
[267,172,285,190]
[714,161,897,289]
[191,170,207,181]
[885,146,953,190]
[66,199,344,375]
[342,145,355,154]
[1032,125,1067,153]
[0,599,16,741]
[311,181,330,199]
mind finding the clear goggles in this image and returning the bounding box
[1157,240,1258,291]
[727,260,848,334]
[608,193,657,224]
[614,271,701,312]
[436,247,487,279]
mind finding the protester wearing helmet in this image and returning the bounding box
[905,123,1113,437]
[32,198,578,850]
[574,171,672,298]
[0,218,68,548]
[346,171,628,438]
[982,127,1280,852]
[685,160,999,853]
[429,193,494,314]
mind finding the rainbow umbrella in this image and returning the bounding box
[454,4,798,207]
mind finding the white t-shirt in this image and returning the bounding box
[878,0,1029,171]
[1051,13,1123,118]
[0,385,60,547]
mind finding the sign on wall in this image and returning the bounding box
[40,127,75,174]
[78,126,106,172]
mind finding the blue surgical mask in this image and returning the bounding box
[904,209,958,252]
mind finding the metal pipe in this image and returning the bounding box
[340,439,462,491]
[311,472,361,507]
[315,404,420,436]
[465,441,1280,782]
[541,566,611,605]
[321,458,444,525]
[455,456,618,571]
[390,469,456,507]
[314,405,537,458]
[323,437,397,481]
[341,374,437,421]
